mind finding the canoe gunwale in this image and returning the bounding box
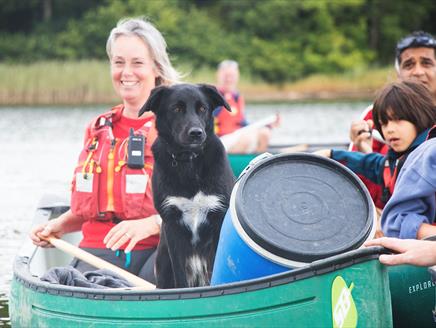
[13,246,387,301]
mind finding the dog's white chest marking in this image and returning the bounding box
[163,192,224,243]
[186,254,208,287]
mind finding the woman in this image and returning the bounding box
[29,17,180,283]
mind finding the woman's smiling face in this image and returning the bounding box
[110,35,158,110]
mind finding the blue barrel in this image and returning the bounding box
[211,153,376,285]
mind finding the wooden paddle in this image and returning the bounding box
[39,234,156,289]
[276,144,309,153]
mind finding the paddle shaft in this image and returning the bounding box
[220,114,278,150]
[40,235,155,289]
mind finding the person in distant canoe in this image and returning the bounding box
[315,81,436,236]
[348,31,436,210]
[29,17,181,283]
[214,60,280,153]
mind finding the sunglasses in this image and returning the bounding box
[396,35,436,54]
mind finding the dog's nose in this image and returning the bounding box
[188,127,204,139]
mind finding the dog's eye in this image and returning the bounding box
[174,107,181,113]
[198,106,206,113]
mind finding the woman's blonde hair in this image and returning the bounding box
[106,17,180,86]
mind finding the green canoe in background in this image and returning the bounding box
[228,153,257,177]
[227,142,349,177]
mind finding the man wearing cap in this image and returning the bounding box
[348,31,436,210]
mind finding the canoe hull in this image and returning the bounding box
[11,199,392,327]
[388,264,436,327]
[11,250,392,327]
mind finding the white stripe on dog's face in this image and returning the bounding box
[163,192,224,243]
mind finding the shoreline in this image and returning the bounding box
[0,84,378,106]
[241,89,374,103]
[0,90,373,107]
[0,61,395,106]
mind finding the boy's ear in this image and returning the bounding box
[139,86,168,116]
[198,84,231,112]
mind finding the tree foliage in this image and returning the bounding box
[0,0,435,84]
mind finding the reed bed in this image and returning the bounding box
[0,61,395,105]
[237,67,396,102]
[0,60,117,105]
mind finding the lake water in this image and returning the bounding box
[0,101,369,323]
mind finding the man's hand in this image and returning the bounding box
[350,119,374,153]
[365,237,436,266]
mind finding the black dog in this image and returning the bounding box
[139,84,235,289]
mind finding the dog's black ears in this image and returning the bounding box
[139,86,169,117]
[199,84,231,112]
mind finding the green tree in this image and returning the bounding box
[0,0,435,84]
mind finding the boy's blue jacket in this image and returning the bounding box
[380,136,436,239]
[331,129,430,185]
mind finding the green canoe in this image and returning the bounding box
[388,257,436,327]
[228,153,258,177]
[227,142,349,177]
[11,148,436,327]
[11,196,393,327]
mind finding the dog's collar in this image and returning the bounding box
[171,151,199,167]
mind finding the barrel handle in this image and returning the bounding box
[237,152,273,180]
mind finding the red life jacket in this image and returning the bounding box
[382,157,403,201]
[214,91,245,136]
[71,105,157,221]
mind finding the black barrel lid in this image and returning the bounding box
[235,153,374,263]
